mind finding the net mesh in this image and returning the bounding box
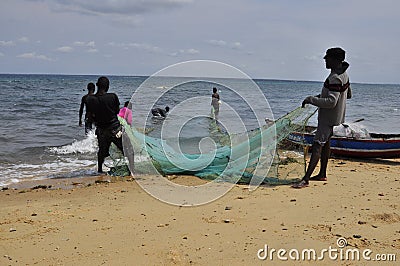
[109,106,317,184]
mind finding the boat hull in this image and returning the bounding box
[287,133,400,158]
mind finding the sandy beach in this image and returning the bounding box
[1,157,399,265]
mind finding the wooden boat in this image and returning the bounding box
[287,129,400,158]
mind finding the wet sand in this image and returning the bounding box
[1,158,399,265]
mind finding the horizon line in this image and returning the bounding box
[0,72,398,86]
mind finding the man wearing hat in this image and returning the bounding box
[292,47,352,189]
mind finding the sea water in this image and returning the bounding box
[0,74,399,186]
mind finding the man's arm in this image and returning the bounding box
[114,94,120,114]
[303,76,343,108]
[79,96,85,126]
[347,85,352,99]
[304,91,340,109]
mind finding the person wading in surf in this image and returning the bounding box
[211,87,220,120]
[79,82,95,134]
[87,76,124,173]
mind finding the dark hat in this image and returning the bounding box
[323,47,345,61]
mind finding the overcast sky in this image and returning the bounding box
[1,0,400,83]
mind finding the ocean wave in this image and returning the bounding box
[0,158,96,187]
[50,131,98,154]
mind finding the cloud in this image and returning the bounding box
[56,46,74,53]
[45,0,193,15]
[107,41,201,58]
[178,48,199,55]
[72,41,97,52]
[207,40,227,47]
[25,0,193,26]
[108,42,162,53]
[17,52,54,61]
[231,42,242,49]
[108,41,200,58]
[206,39,242,50]
[0,52,4,57]
[185,48,199,54]
[73,41,86,46]
[87,48,98,53]
[169,48,200,57]
[131,43,162,53]
[18,37,30,43]
[108,15,142,27]
[304,54,321,61]
[73,41,95,47]
[0,40,15,47]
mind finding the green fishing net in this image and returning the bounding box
[108,105,317,185]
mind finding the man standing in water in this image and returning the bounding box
[79,82,95,134]
[87,76,124,173]
[211,87,220,120]
[292,47,352,189]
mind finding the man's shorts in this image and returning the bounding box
[313,124,333,145]
[96,126,123,159]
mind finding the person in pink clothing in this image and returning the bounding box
[118,101,132,125]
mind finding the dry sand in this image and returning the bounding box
[1,158,399,265]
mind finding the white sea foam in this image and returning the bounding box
[50,130,98,154]
[0,158,96,187]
